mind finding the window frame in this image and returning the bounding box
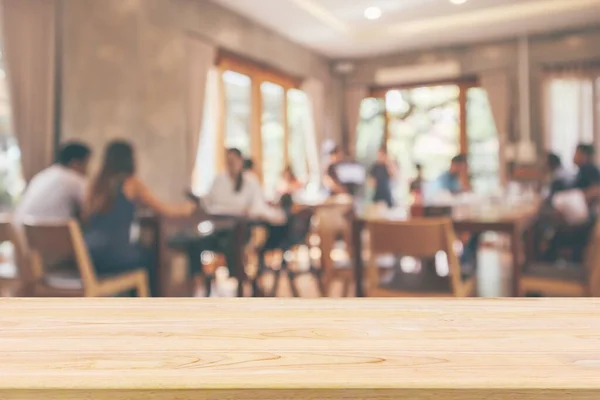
[215,54,306,186]
[369,78,486,189]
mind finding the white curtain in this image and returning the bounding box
[344,86,368,157]
[186,36,216,183]
[192,67,219,195]
[300,78,324,183]
[480,71,511,185]
[1,0,57,182]
[544,69,598,168]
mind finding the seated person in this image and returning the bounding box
[544,144,600,262]
[545,152,573,199]
[436,154,478,269]
[572,144,600,203]
[260,193,296,251]
[324,146,347,196]
[83,140,196,296]
[193,149,288,286]
[409,164,424,197]
[436,154,467,195]
[369,148,396,208]
[203,148,285,224]
[533,153,573,257]
[277,166,304,197]
[14,142,91,225]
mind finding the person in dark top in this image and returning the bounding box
[546,152,572,198]
[573,144,600,193]
[324,146,347,195]
[83,140,196,296]
[543,144,600,262]
[409,164,424,196]
[533,153,571,258]
[369,148,396,207]
[437,154,476,270]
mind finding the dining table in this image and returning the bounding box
[351,201,541,297]
[167,216,242,296]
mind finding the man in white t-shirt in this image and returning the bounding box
[14,142,91,225]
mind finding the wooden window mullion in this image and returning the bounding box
[251,78,263,183]
[459,83,470,189]
[282,89,290,168]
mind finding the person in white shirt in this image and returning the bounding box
[14,142,91,225]
[191,148,286,292]
[203,148,285,224]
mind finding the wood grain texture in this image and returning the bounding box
[1,298,600,400]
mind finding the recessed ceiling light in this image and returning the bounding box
[450,0,468,4]
[364,6,382,20]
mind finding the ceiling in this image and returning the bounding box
[212,0,600,58]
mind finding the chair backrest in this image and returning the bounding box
[23,220,98,289]
[0,214,33,283]
[584,220,600,296]
[367,218,462,291]
[287,207,314,246]
[316,203,353,272]
[424,206,453,218]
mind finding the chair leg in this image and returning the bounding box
[269,269,281,297]
[204,275,213,297]
[137,273,149,297]
[342,277,351,297]
[310,265,325,297]
[252,251,268,297]
[287,269,301,298]
[138,285,149,297]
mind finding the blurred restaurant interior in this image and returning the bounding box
[1,0,600,299]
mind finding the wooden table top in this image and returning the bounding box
[1,298,600,400]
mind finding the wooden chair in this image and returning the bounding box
[24,220,149,297]
[315,203,355,297]
[255,207,322,297]
[0,215,32,296]
[519,221,600,297]
[366,218,476,297]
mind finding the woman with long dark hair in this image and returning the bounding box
[84,140,195,296]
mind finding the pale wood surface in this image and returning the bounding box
[1,298,600,400]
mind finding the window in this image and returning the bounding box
[362,82,501,197]
[287,89,320,188]
[194,55,320,196]
[386,85,460,194]
[356,97,385,167]
[545,74,599,168]
[0,47,23,210]
[222,70,252,156]
[260,81,285,200]
[467,87,500,193]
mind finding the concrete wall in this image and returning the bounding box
[341,27,600,162]
[59,0,337,201]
